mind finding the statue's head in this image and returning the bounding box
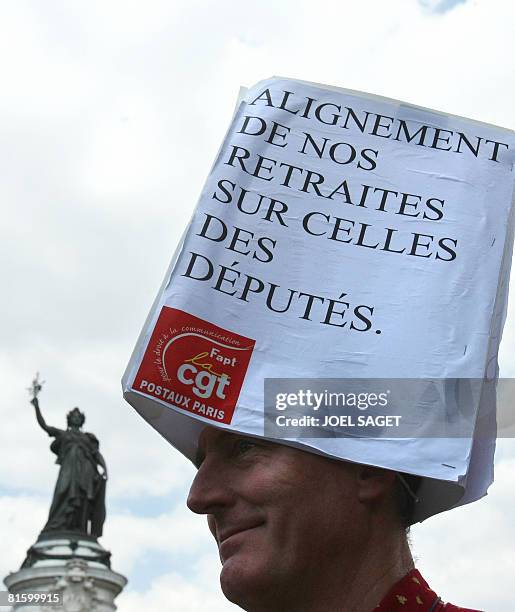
[67,407,85,429]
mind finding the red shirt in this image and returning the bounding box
[375,569,483,611]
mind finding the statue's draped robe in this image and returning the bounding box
[43,429,106,537]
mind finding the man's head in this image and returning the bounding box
[187,427,413,611]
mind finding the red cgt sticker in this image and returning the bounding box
[132,307,255,424]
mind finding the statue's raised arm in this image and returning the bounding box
[30,396,63,438]
[27,374,63,438]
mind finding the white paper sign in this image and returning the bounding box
[123,77,515,522]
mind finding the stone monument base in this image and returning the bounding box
[4,533,127,612]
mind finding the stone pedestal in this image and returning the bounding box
[3,533,127,612]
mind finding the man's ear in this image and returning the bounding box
[355,466,397,503]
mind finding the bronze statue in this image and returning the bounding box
[28,374,107,538]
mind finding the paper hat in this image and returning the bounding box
[123,77,515,523]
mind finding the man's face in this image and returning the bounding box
[187,427,366,609]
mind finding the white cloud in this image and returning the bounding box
[117,562,234,612]
[0,496,49,578]
[412,448,515,611]
[102,505,213,576]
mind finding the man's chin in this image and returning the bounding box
[219,556,272,609]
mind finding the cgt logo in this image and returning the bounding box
[133,307,255,424]
[175,348,234,400]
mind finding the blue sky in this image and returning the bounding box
[419,0,468,14]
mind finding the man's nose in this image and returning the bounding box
[187,458,233,515]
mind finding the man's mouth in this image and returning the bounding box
[217,522,264,546]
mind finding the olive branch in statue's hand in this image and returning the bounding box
[27,372,45,402]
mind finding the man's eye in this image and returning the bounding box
[233,439,257,456]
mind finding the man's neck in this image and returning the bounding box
[338,533,414,612]
[262,525,414,612]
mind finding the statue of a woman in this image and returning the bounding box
[31,396,107,538]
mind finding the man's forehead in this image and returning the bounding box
[195,427,343,469]
[197,427,287,453]
[195,426,247,466]
[197,426,230,451]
